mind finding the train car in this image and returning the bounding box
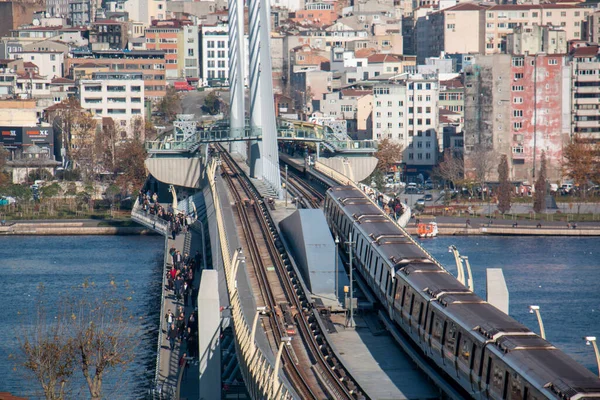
[324,185,600,400]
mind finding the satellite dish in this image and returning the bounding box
[32,18,40,26]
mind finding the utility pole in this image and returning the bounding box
[284,164,288,207]
[345,233,356,327]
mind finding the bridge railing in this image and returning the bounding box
[207,160,294,400]
[131,199,169,236]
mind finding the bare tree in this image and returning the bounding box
[70,280,138,400]
[70,111,98,181]
[19,285,76,400]
[563,135,597,196]
[374,138,403,172]
[432,150,464,189]
[115,138,147,194]
[470,145,497,201]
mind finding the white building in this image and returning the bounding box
[271,0,303,12]
[78,72,145,135]
[10,51,65,79]
[372,75,440,169]
[123,0,166,27]
[200,24,249,87]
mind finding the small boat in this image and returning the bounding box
[417,222,438,238]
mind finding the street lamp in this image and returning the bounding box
[584,336,600,377]
[459,255,474,292]
[334,235,340,301]
[529,305,546,339]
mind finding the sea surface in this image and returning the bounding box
[420,235,600,373]
[0,235,163,399]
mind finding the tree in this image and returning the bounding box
[96,118,120,175]
[19,285,76,400]
[374,138,403,172]
[202,91,221,115]
[157,87,181,123]
[533,151,547,213]
[115,139,147,194]
[0,145,10,186]
[70,281,137,400]
[563,135,597,196]
[70,111,98,181]
[432,150,464,189]
[497,154,512,214]
[470,145,497,201]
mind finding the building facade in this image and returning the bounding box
[570,44,600,144]
[146,20,199,79]
[78,71,145,135]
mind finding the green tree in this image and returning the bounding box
[533,151,547,213]
[157,87,181,123]
[203,91,221,115]
[2,183,33,202]
[0,145,9,186]
[497,154,512,214]
[40,182,62,200]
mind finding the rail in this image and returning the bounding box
[313,161,446,271]
[219,148,365,399]
[207,159,295,399]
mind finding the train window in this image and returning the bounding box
[378,264,384,283]
[384,272,390,294]
[507,372,523,400]
[391,278,397,299]
[432,317,443,342]
[459,338,471,363]
[492,364,504,394]
[417,302,424,326]
[403,287,411,310]
[394,280,402,301]
[409,294,415,316]
[445,323,457,354]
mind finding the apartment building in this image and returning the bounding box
[92,20,128,50]
[416,3,591,61]
[78,71,145,135]
[69,0,92,27]
[587,10,600,44]
[66,50,166,97]
[372,76,439,172]
[570,44,600,144]
[146,19,199,79]
[200,24,248,87]
[10,50,65,78]
[463,53,569,182]
[318,89,372,136]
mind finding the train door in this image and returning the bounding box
[443,322,458,372]
[429,313,444,361]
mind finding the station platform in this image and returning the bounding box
[328,312,440,400]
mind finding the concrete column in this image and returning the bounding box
[198,270,221,399]
[228,0,246,157]
[247,0,282,196]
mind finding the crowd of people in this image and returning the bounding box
[165,248,204,365]
[138,189,192,239]
[362,186,406,220]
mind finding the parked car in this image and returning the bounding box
[416,198,426,206]
[0,196,16,206]
[423,194,433,201]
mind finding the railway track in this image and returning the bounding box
[280,166,325,209]
[216,145,366,400]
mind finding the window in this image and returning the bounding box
[512,85,524,91]
[207,41,215,48]
[514,97,523,104]
[513,146,524,153]
[447,24,455,29]
[512,57,524,67]
[548,59,558,65]
[513,122,522,130]
[417,141,422,148]
[546,11,552,17]
[417,153,423,160]
[35,83,43,90]
[425,141,431,148]
[131,86,141,92]
[561,11,566,17]
[514,73,523,79]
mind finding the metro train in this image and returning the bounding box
[324,185,600,400]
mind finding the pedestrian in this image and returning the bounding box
[176,314,186,340]
[175,276,184,301]
[183,281,189,306]
[165,309,175,328]
[195,250,202,270]
[167,323,178,350]
[179,353,189,380]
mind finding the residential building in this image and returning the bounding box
[10,50,65,78]
[416,3,591,61]
[372,76,440,174]
[570,43,600,144]
[66,49,166,98]
[69,0,92,27]
[91,20,128,50]
[318,89,372,136]
[0,2,44,37]
[506,25,567,56]
[5,26,88,48]
[146,20,199,79]
[586,10,600,45]
[123,0,167,27]
[200,24,249,87]
[438,76,464,127]
[47,0,70,19]
[78,71,145,135]
[463,53,569,182]
[290,69,332,114]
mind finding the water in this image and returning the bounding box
[420,236,600,373]
[0,235,164,399]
